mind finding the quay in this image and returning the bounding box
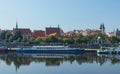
[84,48,98,53]
[85,48,98,51]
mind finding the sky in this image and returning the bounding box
[0,0,120,32]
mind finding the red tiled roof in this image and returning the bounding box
[33,30,45,38]
[19,29,32,35]
[13,28,32,35]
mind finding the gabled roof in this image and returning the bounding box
[19,28,32,35]
[32,30,45,38]
[13,28,32,35]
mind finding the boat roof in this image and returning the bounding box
[33,45,65,48]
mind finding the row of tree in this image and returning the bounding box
[0,30,120,44]
[0,30,23,42]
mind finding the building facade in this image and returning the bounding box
[115,29,120,36]
[13,28,32,40]
[46,25,64,37]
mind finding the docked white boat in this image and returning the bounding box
[16,45,84,55]
[97,47,120,55]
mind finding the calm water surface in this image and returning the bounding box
[0,51,120,74]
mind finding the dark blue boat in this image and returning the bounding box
[16,45,84,55]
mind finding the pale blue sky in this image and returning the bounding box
[0,0,120,32]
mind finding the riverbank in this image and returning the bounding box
[0,42,119,50]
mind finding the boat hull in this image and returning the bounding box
[17,49,84,55]
[97,51,109,54]
[0,49,7,54]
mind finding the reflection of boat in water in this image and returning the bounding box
[19,53,82,58]
[16,45,84,55]
[97,53,120,60]
[97,47,120,55]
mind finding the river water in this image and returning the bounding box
[0,51,120,74]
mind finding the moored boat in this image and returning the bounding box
[0,46,7,54]
[97,47,120,55]
[16,45,84,55]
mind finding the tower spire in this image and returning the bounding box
[16,21,18,29]
[100,23,105,34]
[58,24,60,28]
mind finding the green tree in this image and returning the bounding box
[81,36,88,44]
[63,38,74,44]
[14,29,22,40]
[21,37,27,42]
[110,36,118,44]
[8,36,13,42]
[0,30,7,40]
[5,31,12,42]
[44,37,52,43]
[95,33,107,41]
[50,36,59,43]
[35,37,42,44]
[76,34,83,44]
[17,38,21,42]
[44,36,59,43]
[29,37,35,44]
[58,37,63,43]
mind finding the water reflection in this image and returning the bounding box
[0,51,120,69]
[97,54,120,65]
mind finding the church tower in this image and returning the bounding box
[100,23,105,33]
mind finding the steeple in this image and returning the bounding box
[58,24,59,28]
[102,24,105,31]
[100,24,102,29]
[16,21,18,29]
